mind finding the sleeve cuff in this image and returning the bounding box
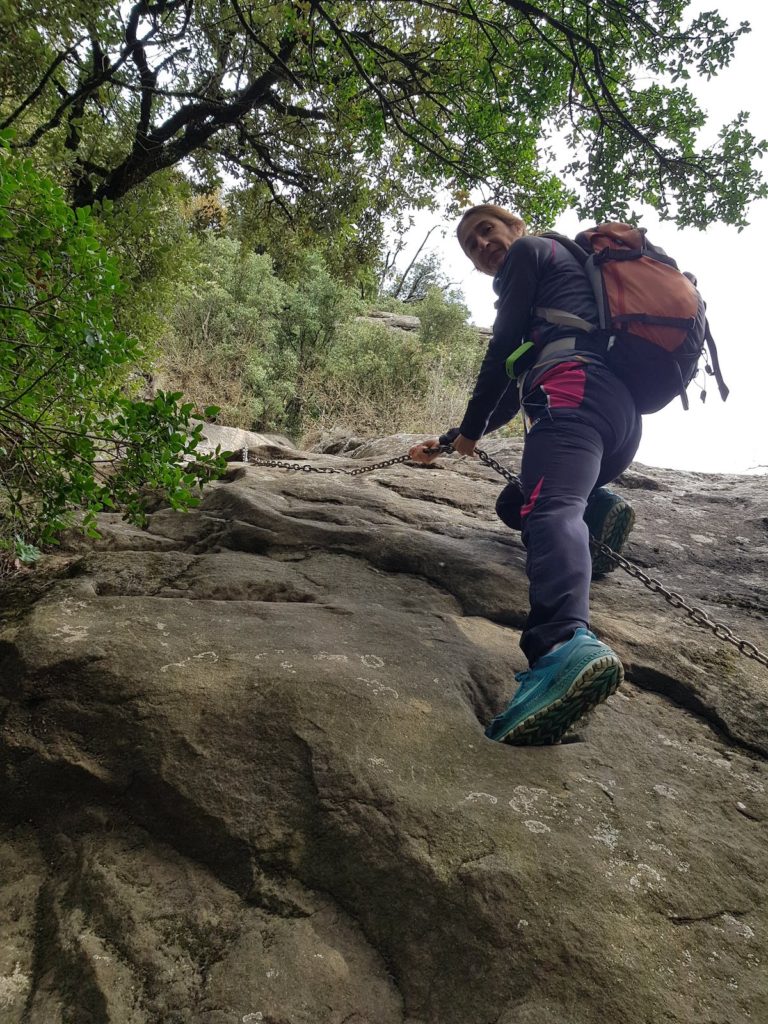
[438,426,461,446]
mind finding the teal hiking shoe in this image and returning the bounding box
[485,628,623,745]
[584,487,635,578]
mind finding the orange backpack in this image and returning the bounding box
[540,223,729,414]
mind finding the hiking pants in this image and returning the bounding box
[496,360,642,666]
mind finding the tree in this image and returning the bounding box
[0,1,764,229]
[226,180,386,294]
[382,226,455,303]
[0,132,225,560]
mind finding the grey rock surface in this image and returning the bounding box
[357,310,493,339]
[197,423,296,458]
[1,435,767,1024]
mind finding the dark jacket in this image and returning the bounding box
[456,234,600,441]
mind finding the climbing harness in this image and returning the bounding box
[242,446,768,670]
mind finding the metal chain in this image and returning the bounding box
[588,537,768,668]
[475,446,521,485]
[245,453,412,475]
[242,445,768,669]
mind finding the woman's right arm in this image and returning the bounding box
[457,237,546,440]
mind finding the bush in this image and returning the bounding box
[158,235,290,429]
[300,319,428,436]
[414,286,485,380]
[155,234,517,445]
[276,251,363,430]
[159,244,364,434]
[0,133,225,563]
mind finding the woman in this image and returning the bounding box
[410,205,641,745]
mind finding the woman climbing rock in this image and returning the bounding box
[410,205,639,745]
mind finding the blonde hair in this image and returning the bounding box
[457,205,526,253]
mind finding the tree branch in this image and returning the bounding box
[392,226,437,299]
[84,33,298,205]
[0,39,86,131]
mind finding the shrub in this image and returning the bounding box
[155,234,516,446]
[276,251,363,430]
[158,235,289,429]
[414,286,486,383]
[159,244,364,434]
[300,319,428,436]
[0,133,225,563]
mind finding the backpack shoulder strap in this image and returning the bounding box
[539,231,589,266]
[534,306,596,333]
[704,321,729,402]
[537,232,596,332]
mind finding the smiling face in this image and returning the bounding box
[458,212,524,276]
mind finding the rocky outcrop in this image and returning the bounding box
[357,309,493,338]
[1,436,767,1024]
[195,423,296,458]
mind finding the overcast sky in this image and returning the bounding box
[418,0,767,475]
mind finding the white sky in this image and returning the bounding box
[410,0,768,475]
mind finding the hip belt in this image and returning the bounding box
[512,336,605,403]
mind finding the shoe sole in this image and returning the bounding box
[590,503,636,577]
[503,655,623,746]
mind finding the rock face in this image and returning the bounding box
[1,436,767,1024]
[357,310,493,340]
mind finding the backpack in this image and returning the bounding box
[538,223,729,414]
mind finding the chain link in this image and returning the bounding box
[241,445,768,669]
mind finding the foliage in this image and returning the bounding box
[300,319,428,436]
[158,234,290,429]
[97,170,203,347]
[415,288,482,376]
[0,132,226,554]
[297,292,499,441]
[0,1,764,229]
[275,251,363,427]
[226,182,386,297]
[156,233,490,440]
[159,238,365,433]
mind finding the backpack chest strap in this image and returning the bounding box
[535,306,596,333]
